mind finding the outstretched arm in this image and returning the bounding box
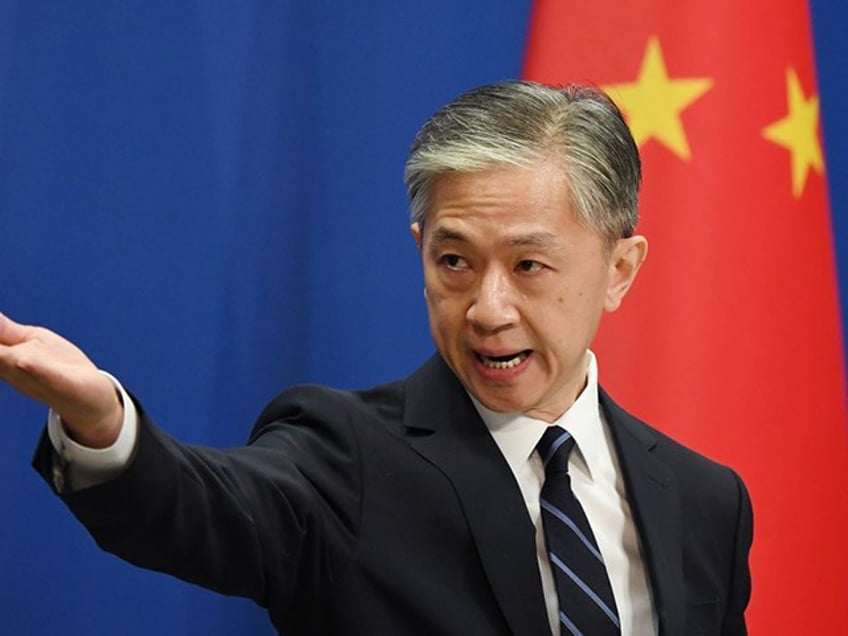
[0,313,123,448]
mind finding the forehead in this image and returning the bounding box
[423,160,582,246]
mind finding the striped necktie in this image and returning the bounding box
[538,425,620,636]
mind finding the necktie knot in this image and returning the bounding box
[537,426,576,475]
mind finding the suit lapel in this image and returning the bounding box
[403,356,551,636]
[600,388,685,636]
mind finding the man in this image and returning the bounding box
[0,81,751,635]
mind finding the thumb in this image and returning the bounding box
[0,313,32,346]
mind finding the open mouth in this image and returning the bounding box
[476,350,531,370]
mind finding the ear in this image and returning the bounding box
[604,235,648,312]
[410,223,429,301]
[411,222,423,251]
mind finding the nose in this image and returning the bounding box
[466,268,519,334]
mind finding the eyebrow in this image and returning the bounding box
[428,226,467,248]
[428,225,562,250]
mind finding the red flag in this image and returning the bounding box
[524,1,848,632]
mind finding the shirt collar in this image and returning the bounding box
[471,350,604,481]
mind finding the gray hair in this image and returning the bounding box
[403,81,641,247]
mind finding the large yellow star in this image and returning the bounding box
[604,36,713,160]
[762,68,825,199]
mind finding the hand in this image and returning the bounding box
[0,313,123,448]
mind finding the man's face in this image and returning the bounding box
[412,158,645,422]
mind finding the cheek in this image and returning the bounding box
[425,288,467,335]
[530,290,593,345]
[427,291,454,324]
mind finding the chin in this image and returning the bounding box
[473,390,528,414]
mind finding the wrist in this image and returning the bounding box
[60,379,125,449]
[62,402,124,448]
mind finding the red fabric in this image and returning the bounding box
[524,2,848,632]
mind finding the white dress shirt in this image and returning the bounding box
[472,351,657,635]
[49,353,656,634]
[47,371,138,492]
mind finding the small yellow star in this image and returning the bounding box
[604,36,713,160]
[762,68,825,199]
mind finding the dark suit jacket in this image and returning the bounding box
[34,354,752,635]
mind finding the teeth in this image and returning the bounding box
[480,352,528,369]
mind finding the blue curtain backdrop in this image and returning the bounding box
[0,2,844,634]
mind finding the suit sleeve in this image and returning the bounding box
[721,469,754,635]
[31,387,363,622]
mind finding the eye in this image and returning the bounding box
[439,254,469,270]
[516,259,544,273]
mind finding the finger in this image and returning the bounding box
[0,313,33,346]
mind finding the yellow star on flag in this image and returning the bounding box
[762,68,825,199]
[604,36,713,160]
